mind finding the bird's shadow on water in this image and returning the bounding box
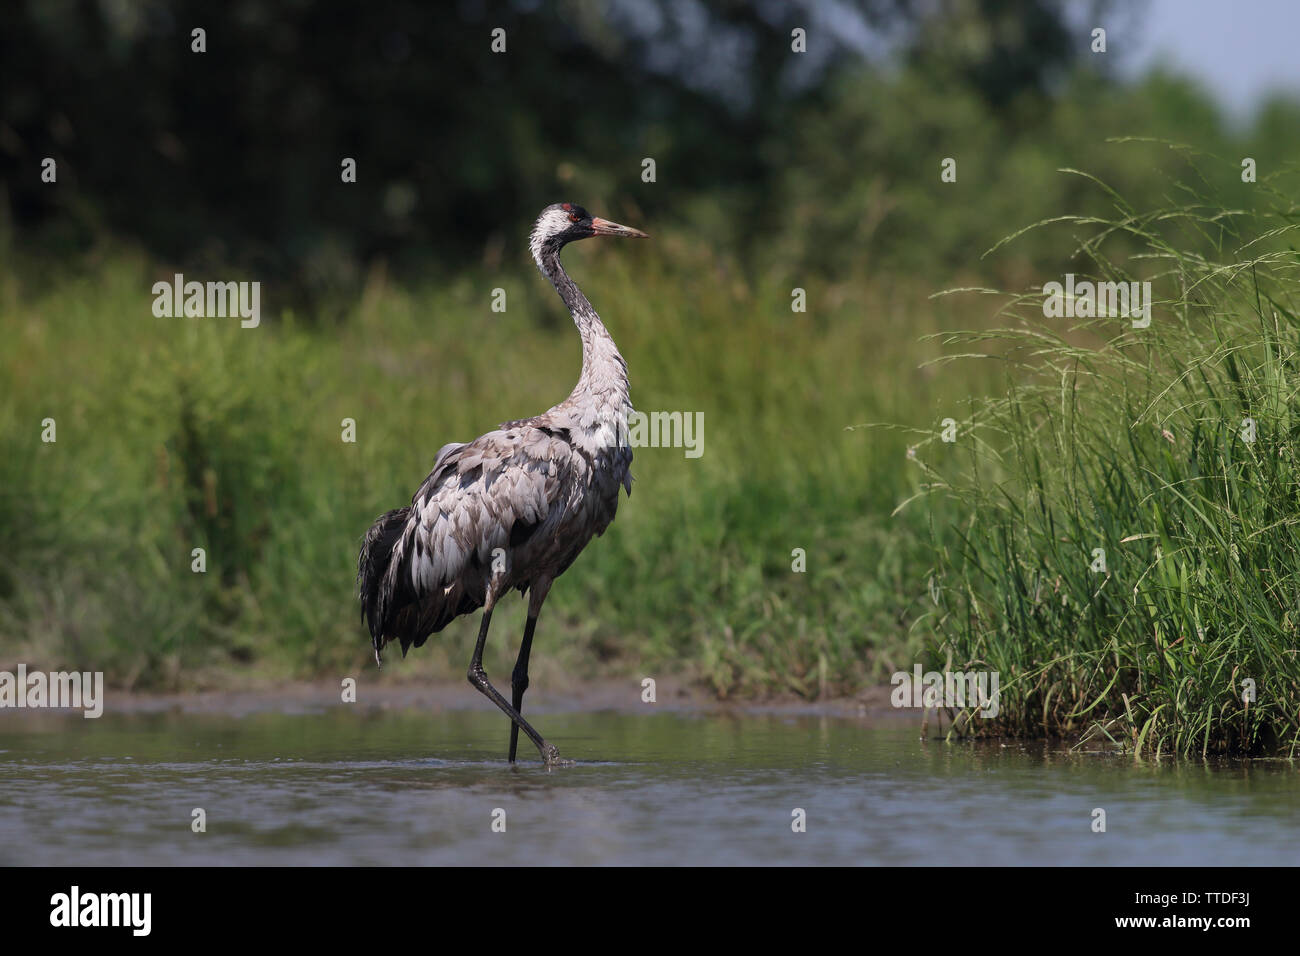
[332,754,632,800]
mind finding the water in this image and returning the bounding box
[2,706,1297,865]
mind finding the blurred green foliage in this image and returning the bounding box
[4,0,1300,734]
[4,0,1136,296]
[0,233,995,690]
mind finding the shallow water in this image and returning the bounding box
[1,707,1296,865]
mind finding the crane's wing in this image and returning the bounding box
[373,424,572,654]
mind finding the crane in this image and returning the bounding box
[358,203,647,766]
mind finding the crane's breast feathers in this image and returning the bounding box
[393,422,629,594]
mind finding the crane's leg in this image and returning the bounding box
[509,578,552,763]
[467,604,566,766]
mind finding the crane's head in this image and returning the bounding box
[530,203,647,268]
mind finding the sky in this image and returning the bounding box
[811,0,1300,121]
[1122,0,1300,118]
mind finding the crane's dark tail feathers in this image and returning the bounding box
[358,507,410,666]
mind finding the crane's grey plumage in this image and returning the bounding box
[358,202,646,766]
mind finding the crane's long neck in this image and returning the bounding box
[537,247,630,410]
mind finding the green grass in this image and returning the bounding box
[904,163,1300,756]
[0,229,995,694]
[7,151,1300,757]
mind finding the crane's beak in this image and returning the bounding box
[591,217,648,239]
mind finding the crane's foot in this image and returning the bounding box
[541,743,573,768]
